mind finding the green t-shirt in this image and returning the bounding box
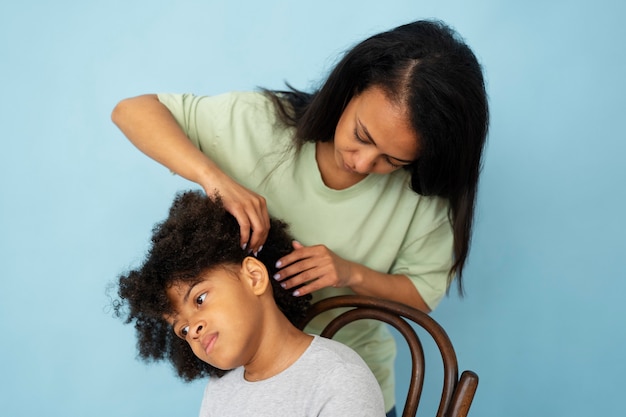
[158,91,454,411]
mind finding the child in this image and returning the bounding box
[113,190,385,416]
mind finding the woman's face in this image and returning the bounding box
[333,86,420,176]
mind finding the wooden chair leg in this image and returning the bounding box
[446,371,479,417]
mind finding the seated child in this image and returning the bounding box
[113,190,385,416]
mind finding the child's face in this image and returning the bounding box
[164,266,263,371]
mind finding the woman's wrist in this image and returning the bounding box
[347,262,367,291]
[195,160,225,194]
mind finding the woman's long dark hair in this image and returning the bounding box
[264,20,489,294]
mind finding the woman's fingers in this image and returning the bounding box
[228,197,269,253]
[207,178,270,253]
[275,243,354,295]
[247,196,270,254]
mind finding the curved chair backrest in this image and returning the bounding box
[299,295,478,417]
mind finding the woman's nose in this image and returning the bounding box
[354,151,377,173]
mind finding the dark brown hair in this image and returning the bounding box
[112,191,311,381]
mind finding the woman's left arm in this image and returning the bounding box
[274,241,431,312]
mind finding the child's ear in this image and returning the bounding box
[240,256,269,296]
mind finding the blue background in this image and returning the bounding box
[1,1,625,416]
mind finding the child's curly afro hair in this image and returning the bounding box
[112,190,311,381]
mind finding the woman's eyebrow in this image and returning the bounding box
[358,119,414,164]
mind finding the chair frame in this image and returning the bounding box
[299,295,478,417]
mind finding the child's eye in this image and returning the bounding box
[196,292,207,305]
[180,326,189,337]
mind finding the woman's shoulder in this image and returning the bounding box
[219,90,271,105]
[214,91,285,126]
[158,90,276,117]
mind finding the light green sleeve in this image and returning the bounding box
[156,92,229,151]
[156,91,287,185]
[391,202,454,310]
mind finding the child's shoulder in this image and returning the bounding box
[306,335,369,368]
[298,336,384,408]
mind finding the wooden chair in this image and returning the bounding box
[299,295,478,417]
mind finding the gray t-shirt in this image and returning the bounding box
[198,335,385,417]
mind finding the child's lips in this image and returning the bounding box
[201,333,218,355]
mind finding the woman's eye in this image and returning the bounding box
[353,128,368,144]
[385,157,402,168]
[181,326,189,337]
[196,292,207,305]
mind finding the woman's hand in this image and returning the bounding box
[112,95,270,254]
[274,241,431,312]
[273,241,357,296]
[202,170,270,255]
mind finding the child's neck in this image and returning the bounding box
[243,311,313,382]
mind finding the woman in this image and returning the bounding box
[111,20,489,417]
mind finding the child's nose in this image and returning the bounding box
[190,322,204,338]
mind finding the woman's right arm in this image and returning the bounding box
[111,94,270,253]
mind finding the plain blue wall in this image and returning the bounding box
[1,1,625,416]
